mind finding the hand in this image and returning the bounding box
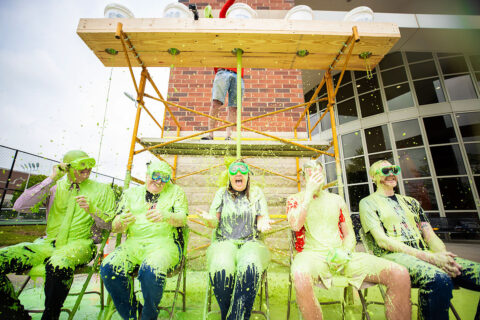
[195,208,218,228]
[50,163,68,181]
[112,212,136,233]
[429,251,462,277]
[305,170,324,198]
[257,215,272,233]
[75,195,90,214]
[146,207,165,223]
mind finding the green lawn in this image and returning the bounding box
[0,225,45,246]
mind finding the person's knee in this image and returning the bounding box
[293,271,314,293]
[385,265,411,289]
[100,262,119,282]
[427,272,454,293]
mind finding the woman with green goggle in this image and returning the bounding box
[199,159,271,320]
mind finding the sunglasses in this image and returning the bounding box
[69,157,96,170]
[228,162,249,175]
[151,172,171,183]
[377,165,401,176]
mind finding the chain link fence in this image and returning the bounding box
[0,145,129,225]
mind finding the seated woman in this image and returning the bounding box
[100,160,188,320]
[287,159,411,320]
[199,159,271,320]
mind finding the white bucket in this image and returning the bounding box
[104,3,134,18]
[284,5,313,20]
[226,3,257,19]
[163,2,194,19]
[343,6,374,22]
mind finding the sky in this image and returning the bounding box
[0,0,176,182]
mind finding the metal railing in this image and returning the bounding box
[0,145,127,224]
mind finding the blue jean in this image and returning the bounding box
[384,253,480,320]
[212,69,244,107]
[101,263,167,320]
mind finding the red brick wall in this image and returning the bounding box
[166,0,306,135]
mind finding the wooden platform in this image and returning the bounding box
[77,18,400,70]
[140,138,330,157]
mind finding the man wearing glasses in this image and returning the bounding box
[2,150,116,319]
[100,160,188,320]
[359,160,480,320]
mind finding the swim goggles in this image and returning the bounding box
[151,172,171,183]
[228,162,249,175]
[376,165,401,176]
[68,157,96,170]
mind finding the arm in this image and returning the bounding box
[165,188,189,227]
[287,171,323,231]
[13,177,55,213]
[420,222,447,252]
[76,184,117,230]
[339,201,356,252]
[199,188,224,228]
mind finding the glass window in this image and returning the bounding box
[404,179,438,210]
[392,119,423,149]
[309,112,320,135]
[325,162,336,183]
[410,61,438,79]
[368,152,394,168]
[384,84,414,111]
[333,70,352,84]
[342,131,363,158]
[356,75,379,94]
[438,177,476,210]
[413,78,446,105]
[430,145,466,176]
[406,52,433,63]
[439,56,468,74]
[325,152,335,163]
[444,74,478,101]
[336,83,354,102]
[359,90,384,117]
[457,112,480,142]
[365,125,391,153]
[475,177,480,196]
[398,148,430,178]
[423,115,457,144]
[345,157,368,184]
[348,184,370,212]
[437,52,461,58]
[379,52,403,70]
[337,98,358,125]
[470,55,480,71]
[381,67,408,86]
[354,70,376,80]
[464,143,480,174]
[475,72,480,88]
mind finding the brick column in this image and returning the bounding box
[165,0,306,136]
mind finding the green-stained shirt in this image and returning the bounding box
[46,178,116,244]
[119,183,188,242]
[288,190,349,253]
[359,192,428,256]
[209,185,268,241]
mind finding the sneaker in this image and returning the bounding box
[201,136,213,140]
[225,137,232,140]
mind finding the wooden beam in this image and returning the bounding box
[77,18,400,70]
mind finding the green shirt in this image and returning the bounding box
[119,183,188,242]
[46,178,115,245]
[359,192,428,256]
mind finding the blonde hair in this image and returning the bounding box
[369,160,392,178]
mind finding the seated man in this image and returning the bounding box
[0,150,116,319]
[287,159,411,320]
[100,160,188,320]
[359,160,480,320]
